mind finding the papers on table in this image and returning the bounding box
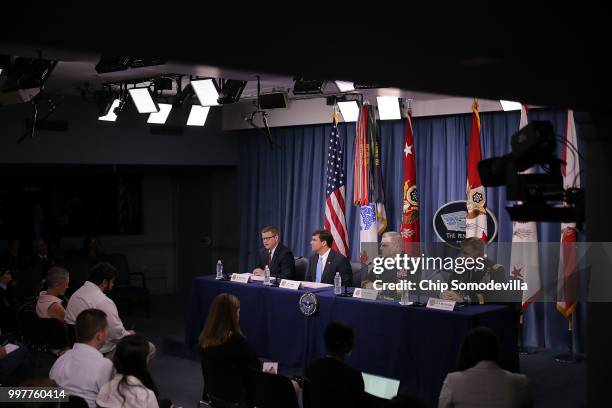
[3,343,19,354]
[248,274,277,282]
[300,281,332,289]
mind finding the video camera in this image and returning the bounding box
[478,121,584,223]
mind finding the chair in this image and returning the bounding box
[18,306,69,352]
[106,253,150,317]
[351,262,363,288]
[249,369,299,408]
[294,257,309,281]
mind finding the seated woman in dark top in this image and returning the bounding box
[199,293,262,406]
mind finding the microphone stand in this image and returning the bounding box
[338,282,353,297]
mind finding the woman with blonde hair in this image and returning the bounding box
[199,293,262,406]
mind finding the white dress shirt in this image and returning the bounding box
[438,360,532,408]
[65,281,130,353]
[269,245,277,262]
[319,248,331,266]
[96,374,159,408]
[49,343,114,408]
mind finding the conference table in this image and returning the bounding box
[186,275,519,403]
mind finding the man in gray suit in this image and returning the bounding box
[305,229,352,287]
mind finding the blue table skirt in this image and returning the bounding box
[186,276,518,402]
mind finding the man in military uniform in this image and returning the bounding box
[441,237,507,304]
[361,231,417,300]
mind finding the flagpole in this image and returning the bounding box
[554,311,583,363]
[518,312,537,355]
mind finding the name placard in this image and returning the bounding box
[426,298,456,311]
[353,288,378,300]
[230,273,250,284]
[279,279,301,290]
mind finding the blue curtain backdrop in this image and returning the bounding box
[237,108,585,352]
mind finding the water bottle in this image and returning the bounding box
[334,272,342,295]
[216,259,223,280]
[400,289,411,305]
[264,265,271,285]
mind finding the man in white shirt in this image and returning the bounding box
[65,262,135,355]
[50,308,114,408]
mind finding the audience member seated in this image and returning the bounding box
[97,334,171,408]
[29,239,57,276]
[1,238,25,273]
[0,344,33,386]
[81,235,106,265]
[305,321,365,408]
[199,293,263,406]
[0,265,18,334]
[36,267,70,321]
[65,262,154,358]
[438,326,532,408]
[50,309,114,408]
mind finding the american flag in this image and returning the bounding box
[324,110,350,257]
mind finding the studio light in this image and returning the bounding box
[191,79,219,107]
[293,78,325,95]
[217,79,247,104]
[128,87,159,114]
[376,96,401,120]
[335,81,355,92]
[187,105,210,126]
[500,100,522,111]
[98,99,121,122]
[338,101,360,122]
[1,57,57,92]
[147,103,172,124]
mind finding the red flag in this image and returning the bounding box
[353,104,369,205]
[466,101,488,242]
[557,110,580,319]
[401,109,419,251]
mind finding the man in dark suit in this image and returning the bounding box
[28,238,56,274]
[252,226,296,280]
[305,321,365,408]
[305,229,352,286]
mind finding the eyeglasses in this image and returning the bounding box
[262,235,278,241]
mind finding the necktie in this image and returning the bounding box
[316,256,324,283]
[268,250,272,265]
